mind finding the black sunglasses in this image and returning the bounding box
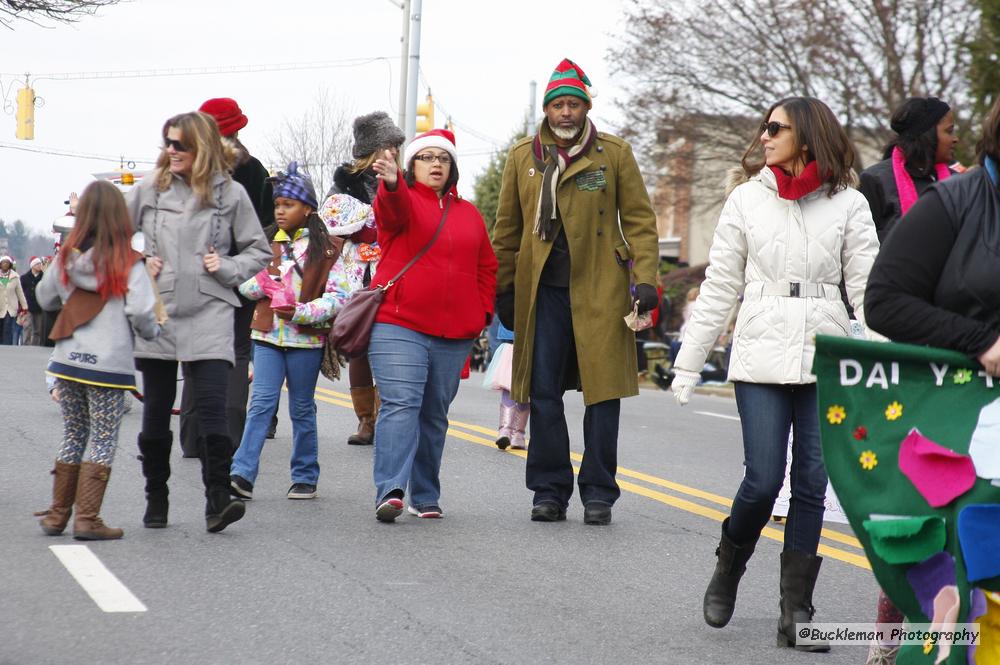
[760,121,792,137]
[163,138,188,152]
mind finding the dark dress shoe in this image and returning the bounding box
[583,502,612,525]
[530,501,566,522]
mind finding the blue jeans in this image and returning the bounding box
[231,342,322,485]
[526,284,621,508]
[728,382,827,554]
[368,323,472,508]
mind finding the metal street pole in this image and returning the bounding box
[526,80,537,137]
[404,0,423,139]
[397,0,411,132]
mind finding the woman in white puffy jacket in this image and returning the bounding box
[671,97,879,650]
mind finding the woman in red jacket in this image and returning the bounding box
[369,128,497,522]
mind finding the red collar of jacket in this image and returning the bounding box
[769,160,823,200]
[409,179,458,204]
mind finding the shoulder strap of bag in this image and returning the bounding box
[378,196,452,292]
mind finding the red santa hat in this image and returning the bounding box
[30,256,42,268]
[403,129,457,167]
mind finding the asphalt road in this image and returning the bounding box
[2,345,876,665]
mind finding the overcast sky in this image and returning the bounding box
[0,0,629,238]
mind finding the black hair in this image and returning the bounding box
[403,155,460,194]
[263,211,329,266]
[881,98,943,172]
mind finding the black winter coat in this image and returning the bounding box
[865,166,1000,357]
[20,270,43,313]
[858,158,949,243]
[328,163,377,205]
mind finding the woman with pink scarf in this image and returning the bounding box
[859,97,959,244]
[857,96,959,665]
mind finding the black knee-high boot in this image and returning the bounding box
[137,432,172,528]
[200,433,245,533]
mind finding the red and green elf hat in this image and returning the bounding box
[543,58,597,108]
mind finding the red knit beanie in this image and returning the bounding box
[198,98,248,137]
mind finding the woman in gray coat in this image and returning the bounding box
[127,111,269,533]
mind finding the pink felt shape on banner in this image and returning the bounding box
[898,428,976,508]
[929,585,960,664]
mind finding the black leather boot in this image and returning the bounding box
[777,550,830,652]
[703,517,758,628]
[201,433,245,533]
[137,432,172,528]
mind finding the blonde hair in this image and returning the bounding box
[348,148,402,175]
[154,112,236,207]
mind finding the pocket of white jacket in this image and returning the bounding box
[198,274,240,307]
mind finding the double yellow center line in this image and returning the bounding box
[312,385,870,570]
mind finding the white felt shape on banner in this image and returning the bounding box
[969,398,1000,479]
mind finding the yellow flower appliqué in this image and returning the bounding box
[859,450,878,471]
[954,368,973,384]
[885,401,903,421]
[826,405,847,425]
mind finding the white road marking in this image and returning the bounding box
[49,545,147,613]
[694,410,741,422]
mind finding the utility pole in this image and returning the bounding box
[525,80,537,137]
[397,0,411,132]
[404,0,423,139]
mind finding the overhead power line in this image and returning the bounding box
[0,141,156,165]
[417,67,503,147]
[2,56,396,83]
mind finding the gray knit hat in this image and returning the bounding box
[352,111,405,159]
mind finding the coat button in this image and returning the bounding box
[599,209,605,215]
[599,165,607,171]
[596,146,604,153]
[597,229,603,236]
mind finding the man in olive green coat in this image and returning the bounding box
[492,58,660,525]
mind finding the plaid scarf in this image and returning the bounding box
[532,118,596,240]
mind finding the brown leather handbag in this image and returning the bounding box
[329,198,451,357]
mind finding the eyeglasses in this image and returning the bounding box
[760,121,792,137]
[163,138,189,153]
[414,153,452,165]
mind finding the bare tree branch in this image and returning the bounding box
[610,0,977,174]
[267,88,354,199]
[1,0,120,29]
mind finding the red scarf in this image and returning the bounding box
[769,161,824,200]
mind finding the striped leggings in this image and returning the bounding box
[55,379,127,467]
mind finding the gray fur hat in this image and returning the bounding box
[352,111,405,159]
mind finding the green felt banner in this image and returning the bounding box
[814,335,1000,664]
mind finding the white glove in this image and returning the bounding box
[670,368,701,406]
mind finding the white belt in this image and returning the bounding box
[752,281,836,299]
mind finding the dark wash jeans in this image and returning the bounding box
[728,381,827,554]
[526,284,621,508]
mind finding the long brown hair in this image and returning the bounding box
[741,97,856,196]
[59,180,135,299]
[975,95,1000,166]
[154,112,236,207]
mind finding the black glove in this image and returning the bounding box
[634,283,659,314]
[495,290,515,330]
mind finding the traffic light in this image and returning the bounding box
[16,86,35,140]
[415,93,434,133]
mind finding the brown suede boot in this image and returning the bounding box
[36,461,81,535]
[73,462,123,541]
[347,386,378,446]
